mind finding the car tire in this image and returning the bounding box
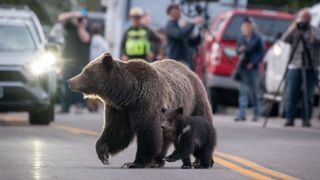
[29,107,51,125]
[210,89,220,114]
[49,99,55,122]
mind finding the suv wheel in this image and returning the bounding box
[29,107,52,125]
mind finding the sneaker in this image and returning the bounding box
[302,122,312,127]
[234,117,246,122]
[284,121,294,127]
[252,116,259,122]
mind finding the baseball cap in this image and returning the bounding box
[129,7,144,17]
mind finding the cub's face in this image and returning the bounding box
[68,53,115,96]
[161,107,184,133]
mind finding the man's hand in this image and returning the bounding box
[247,63,254,70]
[192,16,205,25]
[121,55,129,61]
[238,45,246,53]
[147,52,154,61]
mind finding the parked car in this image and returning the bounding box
[0,6,57,125]
[310,3,320,28]
[197,9,294,112]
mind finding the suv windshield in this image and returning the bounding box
[0,25,36,51]
[223,15,292,42]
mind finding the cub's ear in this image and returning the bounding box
[101,53,113,70]
[176,107,184,115]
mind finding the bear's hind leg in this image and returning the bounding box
[123,124,161,168]
[194,147,214,169]
[151,135,172,168]
[181,157,192,169]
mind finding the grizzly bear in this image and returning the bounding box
[68,53,213,168]
[161,107,216,169]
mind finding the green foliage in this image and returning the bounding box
[0,0,71,25]
[249,0,319,11]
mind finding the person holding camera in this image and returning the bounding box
[235,17,265,122]
[282,9,320,127]
[165,4,204,68]
[58,9,91,113]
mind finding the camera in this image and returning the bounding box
[297,22,310,31]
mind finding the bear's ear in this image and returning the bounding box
[176,107,184,115]
[161,107,167,113]
[102,53,113,71]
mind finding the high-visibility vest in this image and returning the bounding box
[125,28,151,56]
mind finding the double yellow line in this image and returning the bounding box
[214,152,299,180]
[51,123,299,180]
[0,116,299,180]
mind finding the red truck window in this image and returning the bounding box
[223,15,292,43]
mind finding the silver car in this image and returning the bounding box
[0,8,57,125]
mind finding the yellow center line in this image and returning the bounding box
[50,123,298,179]
[214,156,274,180]
[215,152,300,180]
[51,124,100,136]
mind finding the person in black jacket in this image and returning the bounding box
[165,4,204,67]
[58,9,90,113]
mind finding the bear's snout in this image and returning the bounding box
[68,78,79,91]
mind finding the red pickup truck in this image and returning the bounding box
[197,9,294,112]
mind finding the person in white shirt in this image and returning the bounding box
[90,22,110,60]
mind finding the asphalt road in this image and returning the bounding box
[1,110,320,180]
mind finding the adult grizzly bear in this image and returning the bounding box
[68,53,213,168]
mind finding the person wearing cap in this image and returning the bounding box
[281,9,320,127]
[235,17,265,122]
[165,4,204,67]
[120,7,156,61]
[58,9,91,113]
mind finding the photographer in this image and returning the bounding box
[58,9,91,113]
[235,18,265,122]
[165,4,204,68]
[282,9,320,127]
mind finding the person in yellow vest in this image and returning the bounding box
[120,7,156,61]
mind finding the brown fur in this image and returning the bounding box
[68,53,213,168]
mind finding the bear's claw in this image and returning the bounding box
[181,164,192,169]
[121,162,148,168]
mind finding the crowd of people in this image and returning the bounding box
[57,5,204,113]
[57,5,320,127]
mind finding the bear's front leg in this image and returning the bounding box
[96,106,133,165]
[163,150,180,162]
[96,139,109,165]
[122,123,162,168]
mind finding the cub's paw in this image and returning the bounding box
[121,162,148,168]
[96,142,109,165]
[192,159,200,168]
[194,164,211,169]
[181,164,192,169]
[149,161,165,168]
[163,156,177,162]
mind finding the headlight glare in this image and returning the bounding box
[29,52,57,75]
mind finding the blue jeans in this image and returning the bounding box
[285,69,318,123]
[238,68,260,119]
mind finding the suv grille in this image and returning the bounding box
[0,70,26,82]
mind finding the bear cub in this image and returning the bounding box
[161,107,216,169]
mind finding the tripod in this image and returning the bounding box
[263,33,320,128]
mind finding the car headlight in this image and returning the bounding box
[273,44,282,56]
[29,52,57,75]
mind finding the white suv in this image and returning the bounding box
[0,6,57,124]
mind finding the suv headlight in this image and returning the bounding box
[29,52,57,75]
